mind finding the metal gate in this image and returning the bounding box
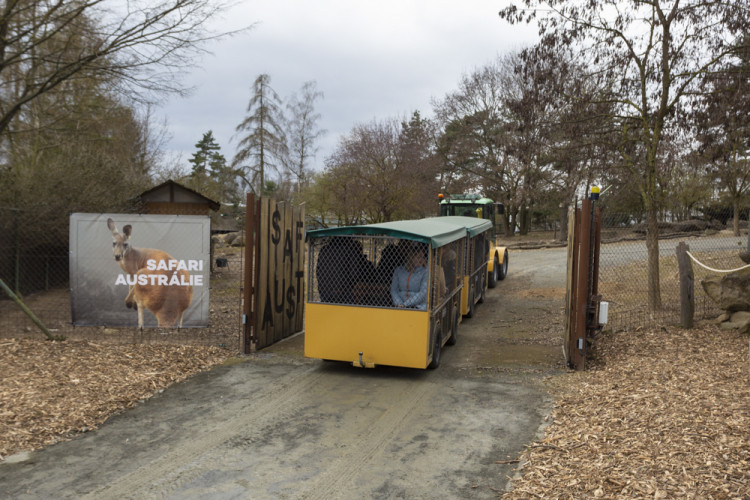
[242,194,305,353]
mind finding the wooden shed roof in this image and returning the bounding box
[135,180,221,211]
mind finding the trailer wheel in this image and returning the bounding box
[466,287,475,318]
[498,250,508,281]
[488,254,499,288]
[447,304,459,346]
[428,323,442,369]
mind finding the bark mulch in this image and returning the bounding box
[0,339,229,461]
[503,324,750,499]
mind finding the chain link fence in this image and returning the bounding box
[308,235,466,311]
[4,204,747,345]
[598,210,749,331]
[0,208,244,351]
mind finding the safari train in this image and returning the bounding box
[304,216,507,369]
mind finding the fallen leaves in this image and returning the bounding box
[504,323,750,499]
[0,339,229,461]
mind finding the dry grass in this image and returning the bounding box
[503,323,750,499]
[0,339,229,461]
[599,249,741,331]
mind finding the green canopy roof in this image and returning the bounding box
[306,216,491,248]
[422,216,492,237]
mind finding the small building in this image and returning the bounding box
[134,180,221,216]
[134,180,231,271]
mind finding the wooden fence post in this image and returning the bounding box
[242,193,259,354]
[563,206,577,366]
[676,241,694,329]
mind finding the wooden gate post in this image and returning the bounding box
[242,193,260,354]
[564,197,602,371]
[572,199,592,370]
[676,241,694,329]
[564,205,578,367]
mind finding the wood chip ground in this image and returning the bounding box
[503,323,750,499]
[0,339,229,460]
[2,324,748,500]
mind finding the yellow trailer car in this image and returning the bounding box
[457,216,493,318]
[304,216,492,369]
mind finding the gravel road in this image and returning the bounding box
[0,247,567,500]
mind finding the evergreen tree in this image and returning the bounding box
[184,131,239,204]
[232,74,288,194]
[189,131,222,177]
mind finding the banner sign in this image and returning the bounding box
[70,213,210,328]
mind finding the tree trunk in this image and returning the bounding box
[558,202,568,242]
[733,198,740,237]
[646,208,662,310]
[506,211,517,238]
[519,206,530,235]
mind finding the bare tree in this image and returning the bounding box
[306,115,439,225]
[0,0,243,138]
[284,80,325,196]
[0,82,159,241]
[327,118,405,223]
[518,45,620,238]
[694,37,750,235]
[433,59,517,231]
[399,111,442,217]
[500,0,750,309]
[434,53,563,236]
[232,74,288,194]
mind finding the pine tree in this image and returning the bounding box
[189,131,222,177]
[232,74,288,194]
[185,131,239,204]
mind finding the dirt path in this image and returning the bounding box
[0,247,567,499]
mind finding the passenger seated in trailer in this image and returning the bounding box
[437,248,456,304]
[348,239,406,307]
[390,245,429,310]
[317,237,373,304]
[376,240,405,285]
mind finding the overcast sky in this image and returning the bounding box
[158,0,538,176]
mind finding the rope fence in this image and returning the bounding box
[597,210,749,332]
[686,251,750,274]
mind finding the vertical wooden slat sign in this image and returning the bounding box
[243,194,305,353]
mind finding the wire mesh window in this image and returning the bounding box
[471,232,489,276]
[430,239,463,310]
[308,235,446,310]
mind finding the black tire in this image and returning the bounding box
[488,254,499,288]
[466,287,475,318]
[446,305,459,346]
[478,280,486,303]
[428,323,442,369]
[498,250,508,281]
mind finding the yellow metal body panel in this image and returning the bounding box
[487,241,507,273]
[460,276,472,315]
[305,303,432,369]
